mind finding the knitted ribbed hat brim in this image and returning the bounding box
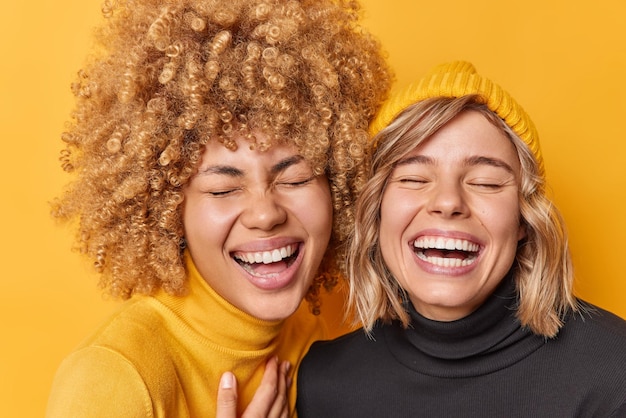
[369,61,543,173]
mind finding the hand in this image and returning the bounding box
[216,356,291,418]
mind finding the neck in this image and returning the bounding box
[155,250,283,351]
[382,274,545,377]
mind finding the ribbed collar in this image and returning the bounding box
[384,274,546,378]
[154,251,283,352]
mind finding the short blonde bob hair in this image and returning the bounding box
[52,0,392,305]
[347,96,577,338]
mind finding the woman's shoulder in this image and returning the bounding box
[51,296,180,390]
[303,321,391,365]
[566,300,626,339]
[73,296,172,351]
[555,300,626,364]
[46,297,192,417]
[46,344,153,417]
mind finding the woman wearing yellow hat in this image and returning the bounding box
[296,62,626,417]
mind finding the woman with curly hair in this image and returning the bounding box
[45,0,391,416]
[297,62,626,417]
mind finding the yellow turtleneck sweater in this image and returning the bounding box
[46,253,327,417]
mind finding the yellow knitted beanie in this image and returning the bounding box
[370,61,543,173]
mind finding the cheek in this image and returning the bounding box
[292,178,333,231]
[182,198,237,247]
[379,189,415,267]
[481,198,523,243]
[380,189,419,238]
[299,187,333,240]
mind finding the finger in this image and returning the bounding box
[284,360,293,391]
[241,356,280,418]
[267,360,290,418]
[216,371,238,418]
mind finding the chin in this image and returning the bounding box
[254,309,296,322]
[249,296,303,322]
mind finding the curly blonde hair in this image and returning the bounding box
[52,0,392,303]
[348,96,577,338]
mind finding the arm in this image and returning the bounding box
[216,356,290,418]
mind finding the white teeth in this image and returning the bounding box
[416,252,477,267]
[413,236,480,268]
[413,237,479,252]
[234,245,296,265]
[272,249,281,262]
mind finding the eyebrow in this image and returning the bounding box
[271,155,305,174]
[396,154,515,174]
[465,155,515,174]
[197,155,305,177]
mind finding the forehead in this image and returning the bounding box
[408,110,520,169]
[198,137,302,169]
[194,128,331,179]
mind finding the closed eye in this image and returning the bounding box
[467,179,512,192]
[400,178,428,183]
[206,188,241,197]
[394,176,430,189]
[278,176,315,187]
[470,182,502,188]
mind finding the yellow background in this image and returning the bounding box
[1,0,624,416]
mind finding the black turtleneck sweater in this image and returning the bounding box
[296,277,626,417]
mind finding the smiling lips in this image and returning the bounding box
[413,236,480,268]
[232,244,299,277]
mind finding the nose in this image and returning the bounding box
[426,180,469,218]
[240,191,288,231]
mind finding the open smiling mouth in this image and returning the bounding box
[413,237,480,267]
[232,244,300,277]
